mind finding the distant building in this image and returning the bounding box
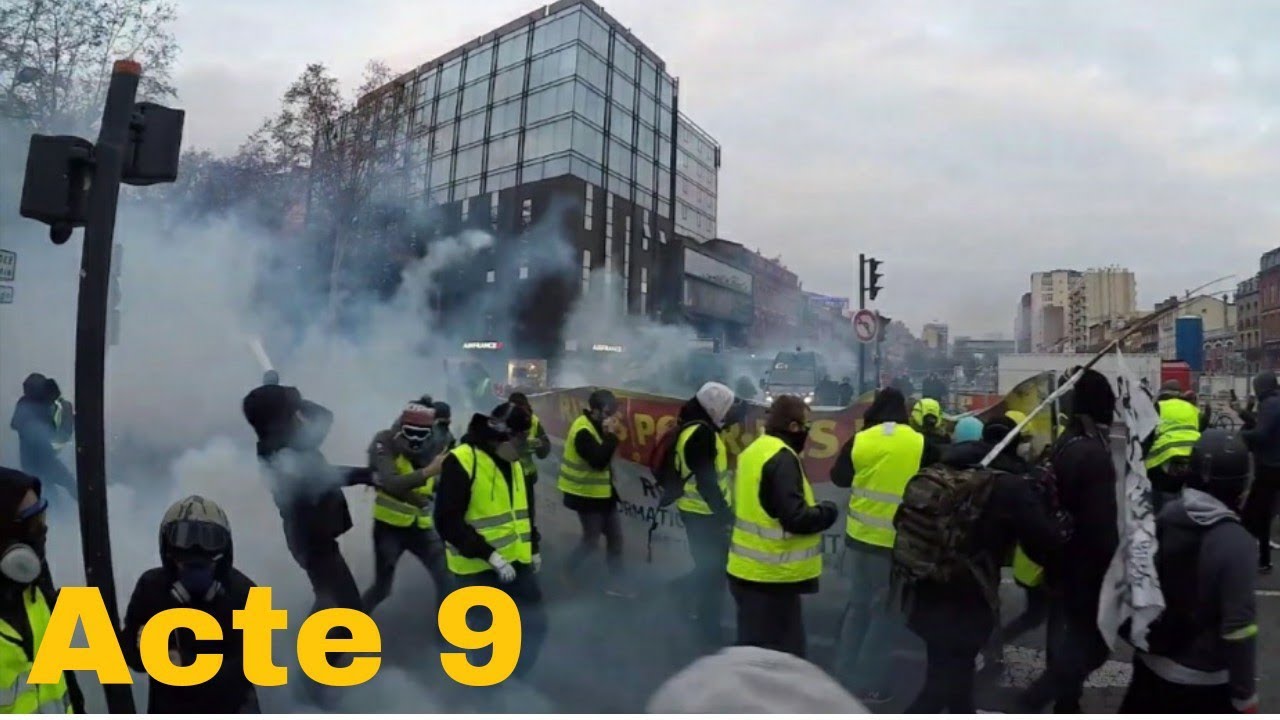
[1069,267,1137,352]
[1236,275,1261,376]
[1261,248,1280,369]
[701,238,802,345]
[953,336,1015,366]
[1015,292,1032,353]
[922,323,950,356]
[1158,294,1236,361]
[682,243,752,347]
[1030,269,1082,351]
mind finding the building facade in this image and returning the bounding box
[1069,267,1136,352]
[701,238,802,345]
[1261,249,1280,370]
[1157,294,1236,361]
[682,243,752,347]
[1030,269,1081,351]
[675,115,719,241]
[1015,292,1032,353]
[922,323,950,356]
[314,0,718,356]
[1236,275,1261,376]
[953,336,1015,366]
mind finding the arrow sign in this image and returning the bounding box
[0,284,13,304]
[854,308,879,344]
[0,249,14,282]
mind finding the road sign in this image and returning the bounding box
[853,308,879,344]
[0,284,12,304]
[0,249,14,282]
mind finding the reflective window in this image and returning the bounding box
[487,132,519,169]
[529,45,577,88]
[658,137,671,165]
[437,91,459,122]
[640,58,657,96]
[434,121,457,152]
[659,108,673,139]
[497,30,529,69]
[610,71,634,111]
[571,156,603,185]
[608,140,631,180]
[461,80,489,114]
[610,105,633,144]
[491,98,522,135]
[493,66,524,101]
[582,250,591,294]
[458,112,486,146]
[608,172,627,197]
[614,39,636,78]
[456,145,483,179]
[429,155,452,185]
[526,82,575,124]
[572,119,604,163]
[582,12,609,56]
[684,247,752,293]
[584,183,594,230]
[636,160,655,194]
[659,74,674,106]
[525,118,572,160]
[465,48,493,84]
[577,47,607,90]
[574,82,606,126]
[532,8,580,54]
[637,93,656,126]
[489,167,517,190]
[440,59,462,93]
[637,126,655,158]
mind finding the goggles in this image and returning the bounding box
[165,520,230,554]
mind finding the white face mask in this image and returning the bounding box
[0,544,41,585]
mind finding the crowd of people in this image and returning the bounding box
[0,366,1276,713]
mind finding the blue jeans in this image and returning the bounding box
[832,542,903,696]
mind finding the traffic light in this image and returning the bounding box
[867,257,883,301]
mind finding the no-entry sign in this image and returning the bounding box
[853,308,879,343]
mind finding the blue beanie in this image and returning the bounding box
[952,416,984,443]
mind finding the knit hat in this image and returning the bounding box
[646,646,869,714]
[695,382,736,429]
[952,416,984,443]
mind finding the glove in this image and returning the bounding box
[488,551,516,584]
[531,553,542,573]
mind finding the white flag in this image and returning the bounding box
[1097,348,1164,650]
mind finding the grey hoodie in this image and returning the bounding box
[1136,488,1257,710]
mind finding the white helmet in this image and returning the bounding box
[696,382,736,429]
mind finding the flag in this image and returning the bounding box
[1098,349,1164,650]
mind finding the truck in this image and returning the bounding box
[996,352,1161,396]
[762,350,834,406]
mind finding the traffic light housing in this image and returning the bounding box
[867,258,883,301]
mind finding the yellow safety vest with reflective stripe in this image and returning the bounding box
[847,422,925,548]
[0,588,72,714]
[1146,398,1201,470]
[445,444,532,575]
[518,414,541,478]
[726,435,823,583]
[1012,544,1044,588]
[675,423,731,515]
[372,455,435,529]
[557,415,613,499]
[911,398,942,428]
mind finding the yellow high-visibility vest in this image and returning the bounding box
[444,444,532,575]
[675,423,731,515]
[726,435,822,583]
[1012,544,1044,588]
[372,455,435,529]
[557,415,613,499]
[518,414,542,478]
[846,422,925,548]
[1145,398,1201,470]
[0,588,72,714]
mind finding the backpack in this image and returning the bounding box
[891,464,1002,607]
[646,420,706,508]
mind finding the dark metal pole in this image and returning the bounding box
[75,60,139,715]
[857,253,866,395]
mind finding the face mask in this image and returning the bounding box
[781,427,810,453]
[494,440,520,463]
[177,558,217,600]
[0,543,41,585]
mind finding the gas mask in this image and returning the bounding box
[1,497,48,586]
[164,519,230,603]
[174,555,220,602]
[494,439,521,463]
[398,423,432,450]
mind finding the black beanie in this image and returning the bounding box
[1071,369,1116,426]
[0,468,40,538]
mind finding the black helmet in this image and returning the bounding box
[1188,429,1250,505]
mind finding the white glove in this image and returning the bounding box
[488,551,516,583]
[531,553,542,573]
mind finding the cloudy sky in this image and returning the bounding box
[170,0,1279,336]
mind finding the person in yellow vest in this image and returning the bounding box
[508,392,550,559]
[727,395,839,659]
[558,389,625,590]
[0,467,82,713]
[1144,380,1203,512]
[675,382,743,647]
[828,386,924,705]
[910,396,947,467]
[361,402,453,617]
[434,403,546,677]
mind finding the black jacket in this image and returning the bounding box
[1242,373,1280,468]
[730,432,838,595]
[676,398,732,523]
[1049,417,1118,622]
[906,441,1068,651]
[562,411,620,514]
[435,414,536,557]
[121,567,258,713]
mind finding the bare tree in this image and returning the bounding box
[0,0,177,131]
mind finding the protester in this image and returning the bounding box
[647,645,868,713]
[1144,380,1201,512]
[674,382,740,647]
[508,392,549,560]
[829,387,924,703]
[1241,370,1280,573]
[902,413,1070,713]
[909,397,947,466]
[951,415,984,444]
[727,394,838,659]
[361,402,453,619]
[557,389,626,592]
[9,373,76,503]
[1020,368,1118,713]
[434,403,546,677]
[1121,429,1258,713]
[0,467,82,713]
[121,496,259,713]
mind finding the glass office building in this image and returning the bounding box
[676,114,719,241]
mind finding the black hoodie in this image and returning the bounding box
[676,397,732,523]
[434,413,535,559]
[1242,371,1280,468]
